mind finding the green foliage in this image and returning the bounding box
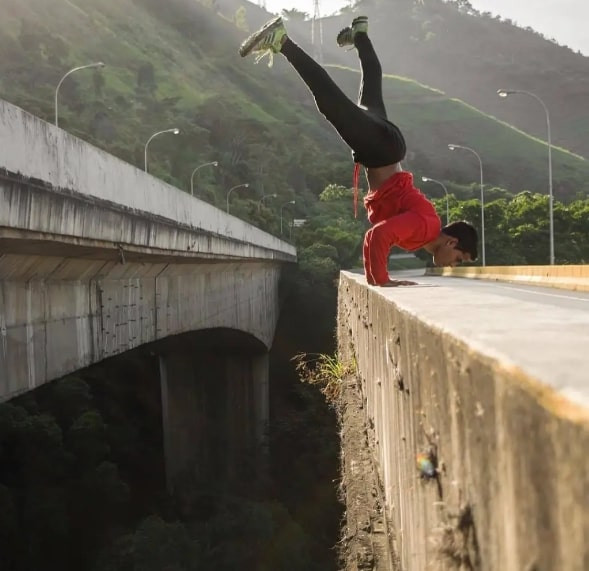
[131,516,202,571]
[67,410,110,467]
[1,0,588,243]
[440,192,589,265]
[293,352,355,404]
[1,348,340,571]
[281,9,310,21]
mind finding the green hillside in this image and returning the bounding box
[260,0,589,159]
[325,63,589,198]
[0,0,350,210]
[0,0,587,213]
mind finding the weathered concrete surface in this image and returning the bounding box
[339,374,399,571]
[0,98,295,401]
[0,255,281,402]
[0,99,295,260]
[338,271,589,571]
[427,265,589,292]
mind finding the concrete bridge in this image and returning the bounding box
[0,99,296,490]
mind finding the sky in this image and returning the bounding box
[262,0,589,56]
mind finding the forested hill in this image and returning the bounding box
[249,0,589,159]
[0,0,587,204]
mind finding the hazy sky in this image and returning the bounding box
[262,0,589,55]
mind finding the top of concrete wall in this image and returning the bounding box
[0,99,296,261]
[342,271,589,420]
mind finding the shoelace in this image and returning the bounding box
[254,49,275,67]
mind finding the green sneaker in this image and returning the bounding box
[336,16,368,47]
[239,16,287,66]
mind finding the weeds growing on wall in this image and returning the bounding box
[292,352,355,405]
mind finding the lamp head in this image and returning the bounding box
[97,62,106,68]
[212,161,219,167]
[422,176,430,182]
[497,89,509,98]
[172,128,180,135]
[244,183,249,188]
[448,144,456,151]
[290,200,295,205]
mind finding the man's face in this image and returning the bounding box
[433,239,472,267]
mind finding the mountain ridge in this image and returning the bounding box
[0,0,587,207]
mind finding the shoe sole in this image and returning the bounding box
[337,27,353,47]
[239,16,283,57]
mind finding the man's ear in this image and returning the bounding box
[446,236,458,247]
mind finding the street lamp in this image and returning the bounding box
[144,128,180,173]
[55,62,105,127]
[280,200,295,235]
[190,161,218,196]
[226,183,249,213]
[497,88,554,265]
[448,143,486,266]
[257,193,277,212]
[421,176,450,225]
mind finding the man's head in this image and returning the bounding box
[433,221,478,267]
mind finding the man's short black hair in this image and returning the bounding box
[441,221,478,261]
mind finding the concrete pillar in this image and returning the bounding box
[252,353,269,457]
[158,344,270,495]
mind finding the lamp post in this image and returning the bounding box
[257,193,277,212]
[497,88,554,264]
[55,62,105,127]
[190,161,218,196]
[448,143,486,266]
[280,200,295,235]
[144,128,180,173]
[226,183,249,213]
[421,176,450,225]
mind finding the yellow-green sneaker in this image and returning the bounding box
[239,16,288,66]
[336,16,368,47]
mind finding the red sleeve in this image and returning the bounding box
[377,211,427,245]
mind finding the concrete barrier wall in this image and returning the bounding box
[338,272,589,570]
[0,99,295,258]
[427,265,589,292]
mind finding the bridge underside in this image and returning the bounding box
[0,165,291,402]
[0,243,281,402]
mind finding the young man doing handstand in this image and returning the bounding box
[239,16,478,286]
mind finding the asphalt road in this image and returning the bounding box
[414,273,589,312]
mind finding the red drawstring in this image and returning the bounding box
[353,162,360,218]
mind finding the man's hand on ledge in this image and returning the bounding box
[381,279,418,287]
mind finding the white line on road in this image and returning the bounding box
[494,284,589,302]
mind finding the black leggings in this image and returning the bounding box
[281,33,406,168]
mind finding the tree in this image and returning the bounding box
[281,9,309,21]
[93,68,105,97]
[132,516,201,571]
[136,62,157,95]
[234,7,248,31]
[67,410,109,468]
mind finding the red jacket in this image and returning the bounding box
[363,172,441,251]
